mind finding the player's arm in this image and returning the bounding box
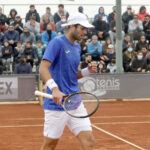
[39,60,65,105]
[77,62,98,79]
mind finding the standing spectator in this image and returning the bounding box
[54,4,69,24]
[131,51,147,72]
[25,5,40,23]
[78,6,88,18]
[102,37,112,54]
[41,24,57,46]
[56,15,67,35]
[108,6,116,24]
[25,16,41,41]
[135,35,149,52]
[12,15,23,35]
[137,5,149,22]
[7,9,17,25]
[143,15,150,44]
[20,26,36,46]
[92,15,109,41]
[41,7,54,22]
[0,7,7,32]
[4,25,19,50]
[87,35,102,61]
[122,5,134,33]
[123,34,134,52]
[14,54,32,74]
[40,15,56,33]
[94,7,108,23]
[80,53,92,69]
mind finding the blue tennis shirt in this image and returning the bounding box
[42,35,81,111]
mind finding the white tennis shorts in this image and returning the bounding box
[43,103,92,139]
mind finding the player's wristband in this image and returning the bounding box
[81,67,91,77]
[46,79,58,90]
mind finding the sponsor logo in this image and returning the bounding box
[65,50,70,54]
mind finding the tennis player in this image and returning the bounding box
[39,12,97,150]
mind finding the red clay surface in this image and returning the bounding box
[0,101,150,150]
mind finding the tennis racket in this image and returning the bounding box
[35,90,106,118]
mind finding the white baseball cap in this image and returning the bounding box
[108,44,114,49]
[62,12,94,28]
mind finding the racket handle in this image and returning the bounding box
[35,90,53,99]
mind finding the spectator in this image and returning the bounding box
[14,54,32,74]
[137,5,149,22]
[0,60,3,74]
[36,40,45,62]
[92,15,109,41]
[143,14,150,44]
[107,57,117,73]
[102,37,112,54]
[41,24,57,46]
[87,35,102,61]
[80,53,92,69]
[23,41,38,67]
[0,31,4,46]
[97,60,107,73]
[131,51,147,72]
[7,9,17,25]
[12,15,23,35]
[123,44,136,72]
[135,35,149,52]
[123,34,134,52]
[20,26,36,46]
[56,15,67,34]
[128,14,144,41]
[40,15,56,33]
[94,7,108,23]
[108,6,116,24]
[4,25,19,50]
[0,7,7,32]
[1,40,12,71]
[54,4,69,24]
[78,6,88,18]
[122,5,134,33]
[109,20,125,44]
[25,4,40,23]
[25,16,41,41]
[41,7,54,22]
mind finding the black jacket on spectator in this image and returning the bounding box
[7,9,17,25]
[25,10,40,22]
[143,21,150,34]
[108,12,115,23]
[135,41,149,52]
[54,11,69,24]
[12,19,23,35]
[0,14,7,25]
[1,46,12,59]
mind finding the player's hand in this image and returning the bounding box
[52,87,65,105]
[88,61,98,73]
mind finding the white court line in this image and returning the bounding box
[94,121,150,125]
[0,124,43,128]
[92,124,146,150]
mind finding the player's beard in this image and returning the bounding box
[72,28,82,41]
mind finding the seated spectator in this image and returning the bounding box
[137,5,149,22]
[0,59,3,74]
[102,37,112,54]
[4,24,19,50]
[25,5,40,23]
[36,40,45,62]
[131,51,147,72]
[41,24,57,46]
[80,53,92,69]
[0,7,7,32]
[108,6,116,24]
[97,60,107,73]
[25,16,41,41]
[107,57,117,73]
[122,5,134,33]
[12,15,23,35]
[109,20,125,44]
[20,26,36,46]
[14,41,24,63]
[23,41,38,67]
[143,15,150,44]
[87,35,102,61]
[123,34,134,52]
[14,54,32,74]
[128,15,144,41]
[41,7,54,22]
[135,35,149,52]
[1,40,12,71]
[54,4,69,24]
[94,7,108,23]
[123,44,137,72]
[40,15,56,33]
[7,9,17,25]
[56,15,67,35]
[92,15,109,41]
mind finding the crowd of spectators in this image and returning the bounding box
[0,4,150,74]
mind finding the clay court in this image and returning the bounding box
[0,100,150,150]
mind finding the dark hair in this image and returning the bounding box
[58,4,64,8]
[85,53,92,57]
[46,7,50,10]
[30,5,35,8]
